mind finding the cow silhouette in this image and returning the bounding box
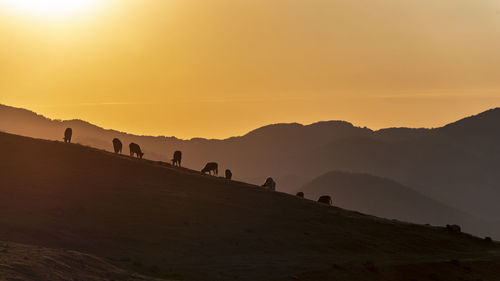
[318,195,332,205]
[446,224,461,233]
[296,192,304,198]
[172,151,182,167]
[129,143,144,159]
[262,177,276,191]
[63,128,72,143]
[201,162,218,175]
[112,138,122,154]
[225,169,232,180]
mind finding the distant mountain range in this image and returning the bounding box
[1,104,500,238]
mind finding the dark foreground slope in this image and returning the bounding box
[0,241,162,281]
[1,132,500,281]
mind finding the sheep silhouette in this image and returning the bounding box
[318,195,332,205]
[262,177,276,191]
[112,138,122,154]
[201,162,218,175]
[296,192,304,198]
[129,143,144,159]
[225,169,232,180]
[172,151,182,167]
[63,128,72,143]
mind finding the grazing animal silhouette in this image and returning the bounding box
[296,192,304,198]
[201,162,218,175]
[446,224,461,233]
[129,143,144,159]
[225,169,232,180]
[172,151,182,167]
[112,138,122,154]
[63,128,72,143]
[262,177,276,191]
[318,195,332,205]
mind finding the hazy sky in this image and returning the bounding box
[1,0,500,139]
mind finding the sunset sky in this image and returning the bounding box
[1,0,500,139]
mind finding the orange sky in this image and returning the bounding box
[1,0,500,139]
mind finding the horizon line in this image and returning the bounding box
[1,103,498,141]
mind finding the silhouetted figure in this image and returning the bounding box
[63,128,72,143]
[112,138,122,154]
[446,224,461,233]
[262,177,276,191]
[201,162,218,175]
[296,192,304,198]
[225,169,232,180]
[129,142,144,159]
[318,195,332,205]
[485,236,493,243]
[172,151,182,167]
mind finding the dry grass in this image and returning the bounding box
[0,241,164,281]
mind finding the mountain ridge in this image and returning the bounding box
[3,103,499,142]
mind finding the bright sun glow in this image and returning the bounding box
[0,0,99,19]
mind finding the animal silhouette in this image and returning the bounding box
[129,143,144,159]
[446,224,461,233]
[172,151,182,167]
[63,128,72,143]
[317,195,332,205]
[112,138,122,154]
[225,169,232,180]
[296,192,304,198]
[201,162,218,175]
[262,177,276,191]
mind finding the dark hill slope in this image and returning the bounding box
[1,132,500,281]
[0,241,162,281]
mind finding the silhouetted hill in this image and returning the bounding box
[2,104,500,238]
[0,104,371,189]
[440,107,500,139]
[300,171,487,233]
[306,123,500,222]
[1,131,500,281]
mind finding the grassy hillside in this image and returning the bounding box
[0,104,371,189]
[0,241,161,281]
[1,131,500,280]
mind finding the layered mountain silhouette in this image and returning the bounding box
[300,171,487,232]
[1,104,500,238]
[1,131,500,281]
